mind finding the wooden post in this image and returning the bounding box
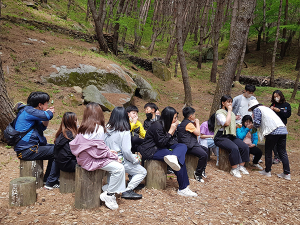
[185,154,198,179]
[257,142,265,155]
[218,148,232,172]
[60,171,75,194]
[75,165,106,209]
[20,160,44,188]
[144,160,167,190]
[9,177,37,207]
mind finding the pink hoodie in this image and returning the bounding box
[69,133,118,171]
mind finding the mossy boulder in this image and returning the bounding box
[152,61,171,81]
[130,74,159,101]
[44,64,137,95]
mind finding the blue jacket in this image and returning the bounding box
[236,126,258,145]
[14,105,53,152]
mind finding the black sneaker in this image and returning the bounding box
[194,171,204,183]
[121,190,142,200]
[44,182,60,190]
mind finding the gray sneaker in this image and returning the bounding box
[277,173,291,181]
[259,170,271,177]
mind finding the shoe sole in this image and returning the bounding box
[259,172,271,177]
[177,192,197,197]
[121,195,142,200]
[164,156,180,171]
[277,174,291,181]
[100,194,118,210]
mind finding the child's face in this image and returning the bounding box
[172,113,178,123]
[145,107,155,114]
[128,111,138,119]
[189,113,196,122]
[244,120,252,127]
[38,102,49,111]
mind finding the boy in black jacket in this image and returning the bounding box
[143,103,160,130]
[177,107,209,182]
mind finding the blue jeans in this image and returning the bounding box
[207,138,219,161]
[17,144,60,185]
[152,143,189,190]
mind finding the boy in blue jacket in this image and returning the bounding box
[14,92,60,189]
[236,115,263,170]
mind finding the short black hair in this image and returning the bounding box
[182,107,195,119]
[144,102,158,112]
[160,106,178,132]
[126,105,139,113]
[107,107,130,132]
[245,84,256,93]
[242,115,253,127]
[27,91,50,107]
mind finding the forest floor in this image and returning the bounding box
[1,13,300,225]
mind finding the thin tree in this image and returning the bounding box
[210,0,257,115]
[296,33,300,71]
[291,69,300,101]
[112,0,126,55]
[235,28,250,81]
[280,0,289,59]
[270,0,283,87]
[262,0,267,67]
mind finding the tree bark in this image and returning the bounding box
[0,57,15,136]
[85,2,90,22]
[291,69,300,101]
[270,0,283,87]
[20,160,44,189]
[112,0,126,55]
[177,0,192,106]
[210,0,226,83]
[280,0,288,59]
[230,0,238,39]
[256,27,263,51]
[296,34,300,71]
[210,0,257,116]
[262,0,267,67]
[235,28,250,81]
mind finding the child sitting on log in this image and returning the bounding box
[177,107,209,183]
[54,112,78,173]
[236,115,263,170]
[70,102,126,210]
[105,107,147,200]
[143,102,160,130]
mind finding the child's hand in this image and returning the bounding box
[195,118,199,126]
[117,158,122,163]
[156,110,160,116]
[110,150,118,155]
[48,106,55,113]
[131,114,138,124]
[247,124,253,129]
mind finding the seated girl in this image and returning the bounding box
[138,106,197,197]
[236,115,263,170]
[199,113,219,167]
[214,95,250,178]
[105,107,147,200]
[70,102,126,210]
[54,112,78,172]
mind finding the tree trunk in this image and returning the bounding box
[291,69,300,101]
[262,0,267,67]
[85,2,90,22]
[298,102,300,116]
[20,160,44,189]
[177,0,192,106]
[280,0,288,59]
[210,0,257,116]
[256,27,263,51]
[174,56,179,77]
[165,17,177,67]
[0,0,2,18]
[112,0,126,55]
[88,0,109,53]
[210,0,226,83]
[235,29,250,81]
[270,0,283,87]
[230,0,238,39]
[296,35,300,71]
[0,57,15,136]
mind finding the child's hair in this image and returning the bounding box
[182,106,195,119]
[78,102,106,134]
[55,112,78,142]
[241,115,253,127]
[208,113,216,132]
[27,92,50,107]
[220,95,233,107]
[271,90,286,104]
[126,105,139,113]
[160,106,178,132]
[144,102,158,112]
[245,84,256,93]
[107,107,130,131]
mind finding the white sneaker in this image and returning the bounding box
[277,173,291,181]
[216,160,219,167]
[253,164,263,170]
[100,191,118,210]
[164,155,181,171]
[258,159,263,163]
[177,186,198,197]
[259,170,271,177]
[230,168,242,178]
[239,165,249,175]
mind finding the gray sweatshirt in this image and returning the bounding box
[105,129,139,164]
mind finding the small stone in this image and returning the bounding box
[119,210,124,213]
[34,219,39,223]
[42,198,45,202]
[17,212,21,215]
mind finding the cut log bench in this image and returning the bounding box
[144,160,167,190]
[257,142,265,155]
[218,148,232,172]
[185,154,198,179]
[60,171,75,194]
[19,160,44,188]
[9,177,37,207]
[75,165,106,209]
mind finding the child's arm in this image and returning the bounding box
[121,131,139,164]
[252,131,258,145]
[25,107,54,122]
[200,134,214,139]
[236,127,250,140]
[137,121,146,138]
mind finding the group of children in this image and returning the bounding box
[12,85,291,210]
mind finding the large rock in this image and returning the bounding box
[82,85,115,111]
[130,74,159,101]
[44,64,137,95]
[152,61,171,81]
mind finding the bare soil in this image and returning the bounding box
[1,20,300,225]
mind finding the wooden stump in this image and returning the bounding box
[144,160,167,190]
[60,171,75,194]
[218,148,232,172]
[9,177,37,207]
[244,162,250,168]
[75,165,106,209]
[185,154,198,179]
[20,160,44,188]
[257,142,265,155]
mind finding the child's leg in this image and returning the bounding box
[232,138,250,164]
[187,145,208,177]
[124,162,147,191]
[249,146,262,164]
[101,161,126,194]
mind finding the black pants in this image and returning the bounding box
[131,136,144,153]
[214,131,250,166]
[273,143,279,159]
[250,146,262,164]
[265,134,290,174]
[187,144,208,177]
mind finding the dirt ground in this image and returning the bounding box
[1,20,300,225]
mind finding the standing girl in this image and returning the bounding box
[70,103,126,210]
